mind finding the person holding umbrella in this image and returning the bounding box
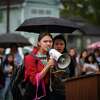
[22,33,55,100]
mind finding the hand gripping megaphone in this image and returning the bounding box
[49,49,71,70]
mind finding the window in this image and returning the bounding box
[31,9,51,15]
[38,9,44,14]
[46,10,51,15]
[31,9,37,14]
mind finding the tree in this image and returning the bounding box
[60,0,100,26]
[0,11,3,22]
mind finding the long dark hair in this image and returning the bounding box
[85,53,97,64]
[3,53,15,66]
[79,49,88,59]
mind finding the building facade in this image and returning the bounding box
[0,0,61,33]
[0,0,61,44]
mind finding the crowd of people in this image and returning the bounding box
[0,33,100,100]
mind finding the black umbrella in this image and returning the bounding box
[16,17,80,33]
[68,16,100,35]
[78,23,100,36]
[0,33,32,48]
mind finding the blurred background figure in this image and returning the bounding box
[94,48,100,69]
[4,45,23,69]
[10,45,23,68]
[1,53,16,100]
[82,53,99,75]
[0,65,4,89]
[0,48,5,66]
[0,66,4,100]
[68,47,78,77]
[78,49,89,75]
[0,48,5,100]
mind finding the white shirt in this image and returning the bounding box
[84,63,98,74]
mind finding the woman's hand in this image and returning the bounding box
[39,58,55,79]
[8,66,13,77]
[47,58,55,68]
[8,66,13,73]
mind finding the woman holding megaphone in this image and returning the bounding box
[22,33,55,100]
[51,34,70,100]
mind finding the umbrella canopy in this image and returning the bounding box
[87,41,100,49]
[0,33,32,48]
[16,17,80,33]
[68,16,100,35]
[77,23,100,35]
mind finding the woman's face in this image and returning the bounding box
[38,35,53,53]
[69,49,76,57]
[82,51,88,58]
[8,55,14,63]
[53,39,65,53]
[88,56,93,62]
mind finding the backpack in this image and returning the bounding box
[12,63,25,85]
[0,66,5,89]
[11,53,38,100]
[11,63,25,100]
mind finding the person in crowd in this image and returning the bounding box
[0,65,4,89]
[82,53,99,75]
[94,48,100,69]
[1,53,16,100]
[78,49,89,75]
[10,45,23,68]
[68,47,78,77]
[50,34,68,100]
[0,66,4,100]
[0,48,5,100]
[0,48,5,66]
[22,33,55,100]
